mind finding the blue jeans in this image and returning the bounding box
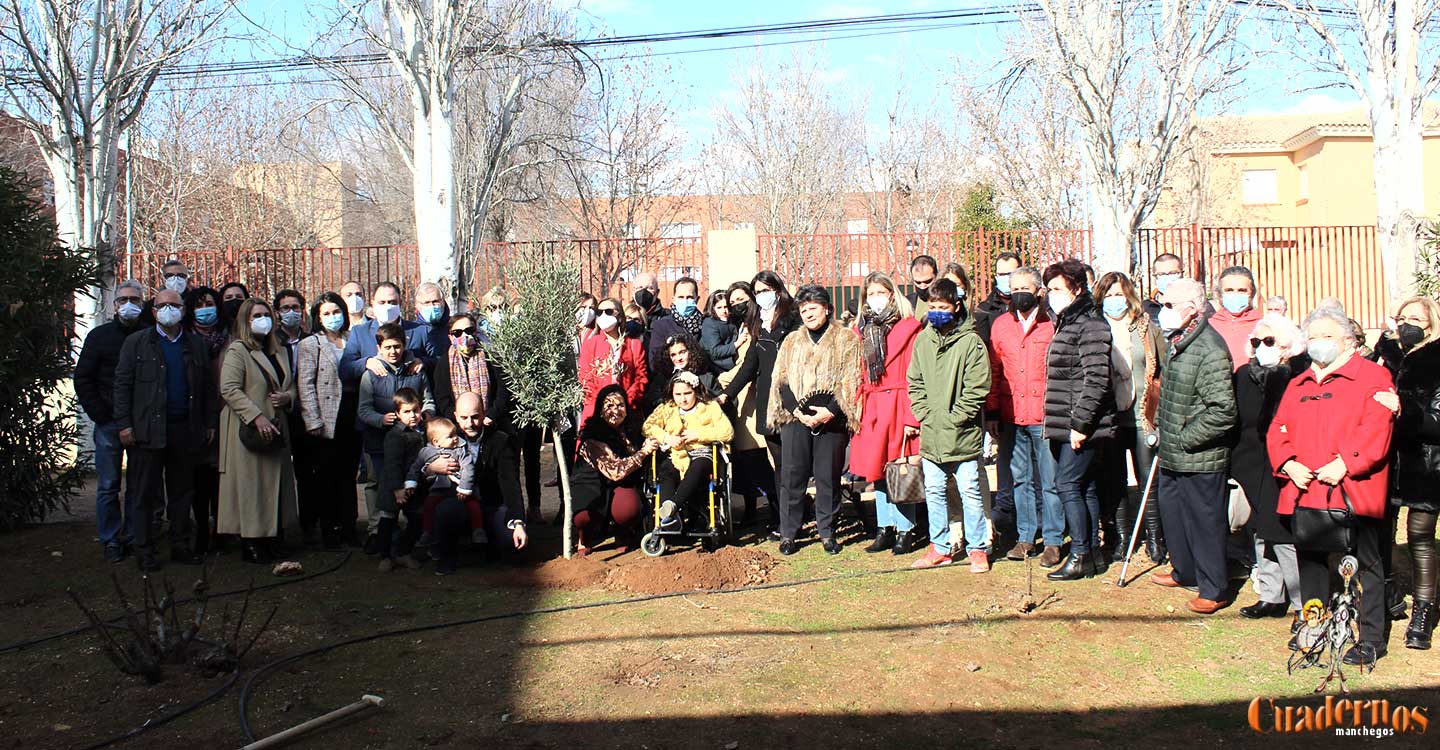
[873,478,916,532]
[1051,438,1105,555]
[1011,424,1064,546]
[93,420,137,547]
[921,458,988,555]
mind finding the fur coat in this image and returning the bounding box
[767,321,864,433]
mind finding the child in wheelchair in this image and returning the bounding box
[643,370,733,532]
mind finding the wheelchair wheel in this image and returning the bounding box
[640,532,666,557]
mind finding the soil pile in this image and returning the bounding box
[508,555,610,590]
[603,546,779,595]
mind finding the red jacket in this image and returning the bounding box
[1266,355,1395,519]
[848,317,922,481]
[578,332,648,419]
[986,310,1054,426]
[1208,307,1263,372]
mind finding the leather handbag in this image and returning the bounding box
[238,357,287,454]
[884,436,925,505]
[1291,485,1356,553]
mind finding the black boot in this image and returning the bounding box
[1143,499,1167,565]
[892,529,924,556]
[1110,531,1132,563]
[866,527,897,554]
[1404,599,1435,650]
[1387,582,1409,621]
[1047,551,1095,581]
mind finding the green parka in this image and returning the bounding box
[1157,316,1237,473]
[906,314,992,463]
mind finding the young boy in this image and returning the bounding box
[376,388,427,572]
[906,278,994,572]
[357,322,433,553]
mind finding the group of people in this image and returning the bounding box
[74,251,1440,668]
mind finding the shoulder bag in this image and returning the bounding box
[1291,485,1356,553]
[238,355,288,453]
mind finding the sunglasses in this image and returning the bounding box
[450,326,475,336]
[597,308,619,315]
[1249,337,1276,348]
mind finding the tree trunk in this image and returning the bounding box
[551,422,574,560]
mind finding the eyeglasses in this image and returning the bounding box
[1249,337,1276,348]
[450,326,475,336]
[115,295,142,305]
[162,272,187,280]
[156,303,182,311]
[597,308,619,315]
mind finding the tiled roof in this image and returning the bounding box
[1205,103,1440,153]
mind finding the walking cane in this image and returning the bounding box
[1117,452,1162,587]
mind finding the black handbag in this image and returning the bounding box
[1291,485,1356,552]
[238,357,287,453]
[883,436,925,505]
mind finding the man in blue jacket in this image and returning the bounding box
[339,281,437,389]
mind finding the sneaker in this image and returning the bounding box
[968,551,990,573]
[394,554,422,570]
[658,501,681,532]
[378,558,394,573]
[911,546,952,569]
[471,527,489,545]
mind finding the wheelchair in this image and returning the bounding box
[639,443,733,557]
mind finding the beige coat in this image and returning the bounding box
[718,337,763,451]
[216,339,299,538]
[296,333,345,438]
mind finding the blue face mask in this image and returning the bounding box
[994,274,1011,297]
[1102,297,1129,319]
[625,319,645,337]
[926,310,955,328]
[420,304,444,324]
[674,299,697,317]
[321,313,346,332]
[1155,273,1181,295]
[1221,292,1251,315]
[194,306,218,326]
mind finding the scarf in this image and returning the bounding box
[860,303,899,383]
[192,324,229,359]
[673,305,704,337]
[448,345,490,414]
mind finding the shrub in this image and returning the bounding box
[0,166,98,530]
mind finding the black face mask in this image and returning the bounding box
[1010,291,1038,314]
[624,319,645,338]
[1398,323,1425,349]
[729,301,749,322]
[914,286,930,302]
[634,288,656,310]
[222,299,244,322]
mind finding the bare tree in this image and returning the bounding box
[857,84,968,235]
[0,0,230,326]
[1273,0,1440,299]
[1014,0,1248,272]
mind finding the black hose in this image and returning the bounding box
[80,669,240,750]
[1,551,352,656]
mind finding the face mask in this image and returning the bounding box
[926,310,955,328]
[280,310,303,329]
[346,294,365,314]
[194,306,218,326]
[625,320,645,337]
[117,301,143,323]
[634,288,656,309]
[163,276,188,295]
[156,306,183,328]
[576,307,596,327]
[915,287,930,302]
[1155,273,1181,295]
[322,313,346,332]
[1307,339,1340,367]
[1254,345,1281,368]
[866,295,890,315]
[374,302,401,324]
[1221,292,1251,315]
[250,316,274,337]
[1048,291,1073,315]
[755,291,778,311]
[420,304,444,324]
[596,313,619,332]
[1102,297,1129,320]
[1398,323,1425,349]
[994,274,1011,297]
[222,299,244,322]
[1157,305,1184,333]
[729,301,749,321]
[674,299,697,317]
[1010,291,1038,314]
[451,332,475,353]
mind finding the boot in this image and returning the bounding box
[892,529,924,556]
[1110,530,1132,563]
[1047,551,1095,581]
[1387,581,1409,621]
[1143,497,1167,565]
[1404,599,1435,650]
[866,527,897,554]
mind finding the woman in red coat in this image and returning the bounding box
[1267,306,1396,667]
[578,297,648,420]
[850,272,926,555]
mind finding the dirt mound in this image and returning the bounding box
[508,555,610,590]
[603,546,779,595]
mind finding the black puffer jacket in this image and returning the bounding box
[74,319,146,424]
[972,288,1011,344]
[1394,340,1440,511]
[1043,292,1116,442]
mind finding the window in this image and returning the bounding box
[845,218,869,235]
[1297,166,1309,202]
[848,261,870,278]
[1241,169,1278,205]
[660,222,702,239]
[662,266,700,281]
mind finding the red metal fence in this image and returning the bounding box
[119,246,420,302]
[475,237,708,305]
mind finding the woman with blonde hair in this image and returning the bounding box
[216,298,299,564]
[1390,295,1440,649]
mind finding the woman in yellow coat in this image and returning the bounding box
[216,298,299,564]
[644,370,733,532]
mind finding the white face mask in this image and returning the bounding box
[163,276,188,295]
[576,307,596,327]
[866,295,890,315]
[1254,344,1281,368]
[755,291,778,311]
[1157,305,1184,333]
[117,301,142,322]
[596,313,619,332]
[346,294,365,314]
[250,316,274,336]
[1048,290,1073,315]
[155,305,183,328]
[374,302,401,324]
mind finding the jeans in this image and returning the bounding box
[921,458,988,555]
[873,478,916,532]
[1051,438,1104,555]
[92,420,137,547]
[1011,424,1063,547]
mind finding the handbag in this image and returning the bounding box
[238,356,288,453]
[884,436,925,506]
[1226,479,1251,533]
[1291,485,1356,553]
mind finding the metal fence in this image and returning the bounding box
[119,245,420,302]
[475,236,708,305]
